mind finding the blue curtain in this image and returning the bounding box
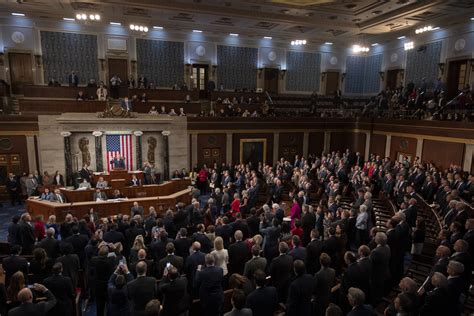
[217,45,257,90]
[286,51,321,92]
[405,41,442,89]
[345,54,382,94]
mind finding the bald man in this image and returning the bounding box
[8,283,56,316]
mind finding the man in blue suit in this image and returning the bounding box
[194,253,224,316]
[121,96,133,112]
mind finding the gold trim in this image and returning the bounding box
[239,138,267,164]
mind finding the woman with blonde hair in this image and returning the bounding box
[129,235,146,264]
[211,236,229,276]
[45,215,59,239]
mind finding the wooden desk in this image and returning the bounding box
[132,101,202,114]
[26,188,192,221]
[210,91,264,101]
[91,170,145,186]
[60,179,190,202]
[23,85,99,98]
[128,89,199,101]
[19,99,107,114]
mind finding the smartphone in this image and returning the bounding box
[166,262,171,268]
[27,284,34,289]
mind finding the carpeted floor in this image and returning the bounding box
[0,201,26,242]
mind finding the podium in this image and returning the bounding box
[91,169,144,186]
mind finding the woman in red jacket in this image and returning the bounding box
[230,193,241,217]
[197,166,209,194]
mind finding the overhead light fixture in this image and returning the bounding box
[352,45,370,53]
[11,13,25,16]
[89,14,95,20]
[153,26,163,30]
[81,14,87,20]
[229,33,239,36]
[432,27,440,30]
[110,22,121,26]
[471,17,474,21]
[397,36,406,39]
[264,36,272,39]
[94,14,100,20]
[63,17,75,21]
[291,39,307,46]
[371,43,379,46]
[325,42,333,45]
[75,13,100,21]
[130,24,148,32]
[404,41,414,51]
[415,25,434,34]
[193,30,202,33]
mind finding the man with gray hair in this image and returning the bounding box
[37,227,60,259]
[355,204,368,247]
[447,260,467,310]
[420,272,450,315]
[370,232,391,304]
[228,230,249,275]
[347,287,374,315]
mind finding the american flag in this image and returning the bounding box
[106,134,133,171]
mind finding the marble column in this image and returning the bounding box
[162,131,170,181]
[273,132,279,164]
[463,144,474,171]
[303,132,309,158]
[93,131,104,172]
[191,134,198,169]
[323,132,331,153]
[226,133,232,164]
[61,131,73,186]
[134,131,143,170]
[385,135,392,158]
[364,132,371,161]
[26,135,37,173]
[416,138,424,159]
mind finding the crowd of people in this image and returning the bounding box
[2,149,473,316]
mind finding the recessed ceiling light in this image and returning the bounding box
[11,13,25,16]
[110,22,121,26]
[63,18,75,21]
[325,42,333,45]
[153,26,163,30]
[229,33,239,36]
[95,14,100,20]
[81,14,87,20]
[371,43,379,46]
[432,27,440,30]
[471,17,474,21]
[264,36,272,39]
[193,30,202,33]
[397,36,406,39]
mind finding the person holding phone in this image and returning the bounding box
[7,283,56,316]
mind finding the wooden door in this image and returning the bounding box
[8,52,33,95]
[192,64,209,99]
[447,59,468,98]
[325,72,339,95]
[0,154,22,199]
[202,148,221,167]
[264,68,279,94]
[386,69,401,91]
[281,146,298,162]
[108,58,128,97]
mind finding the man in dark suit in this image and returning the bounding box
[450,239,472,290]
[306,229,323,275]
[323,227,342,271]
[404,198,418,228]
[272,179,284,203]
[357,245,372,300]
[347,287,375,316]
[7,284,57,316]
[6,173,21,206]
[289,235,307,261]
[287,260,314,316]
[158,266,190,316]
[128,261,158,316]
[243,245,267,281]
[194,253,224,316]
[370,232,391,304]
[228,230,249,275]
[68,70,78,87]
[19,212,35,254]
[93,188,107,201]
[184,241,206,295]
[2,244,28,286]
[216,217,234,249]
[173,228,193,261]
[269,242,294,303]
[157,243,184,278]
[43,262,75,316]
[431,245,450,276]
[37,227,60,259]
[52,188,67,203]
[130,201,144,217]
[130,249,154,277]
[103,223,125,244]
[301,206,316,246]
[419,272,450,316]
[313,253,336,315]
[65,225,89,266]
[246,269,278,316]
[56,243,80,287]
[192,224,212,253]
[446,260,468,315]
[89,245,116,316]
[421,175,436,203]
[7,215,21,246]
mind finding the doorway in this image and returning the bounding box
[8,52,33,95]
[325,72,339,95]
[192,64,208,99]
[202,148,221,167]
[264,68,279,94]
[108,58,128,98]
[447,59,469,98]
[386,69,403,91]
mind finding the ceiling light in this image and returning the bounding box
[130,24,135,30]
[397,36,406,39]
[229,33,239,36]
[139,26,144,31]
[415,25,436,34]
[325,42,333,45]
[63,17,75,21]
[81,14,87,20]
[153,26,163,30]
[95,14,100,20]
[471,17,474,21]
[432,27,440,30]
[89,14,95,20]
[404,41,414,51]
[264,36,272,39]
[193,30,202,33]
[291,39,307,46]
[110,22,121,26]
[11,13,25,16]
[352,45,370,53]
[144,27,148,32]
[76,14,82,20]
[371,43,379,46]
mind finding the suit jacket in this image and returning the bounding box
[19,221,35,253]
[184,250,205,288]
[130,178,141,186]
[52,193,67,203]
[7,290,57,316]
[157,254,184,278]
[306,239,323,275]
[357,257,372,297]
[93,192,107,201]
[6,177,20,192]
[370,245,391,284]
[243,256,267,280]
[420,287,450,316]
[270,254,294,290]
[26,178,38,196]
[43,274,75,316]
[131,206,144,217]
[2,255,28,285]
[314,266,335,299]
[52,175,64,186]
[341,263,364,294]
[404,205,418,227]
[289,246,307,261]
[287,274,314,316]
[36,236,60,259]
[194,265,224,306]
[228,240,250,275]
[245,286,278,316]
[158,276,190,316]
[173,237,193,260]
[56,254,80,287]
[65,234,89,265]
[301,212,316,246]
[127,276,158,315]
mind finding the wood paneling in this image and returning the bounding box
[422,140,464,170]
[370,134,387,157]
[264,68,279,94]
[197,134,227,167]
[19,100,107,114]
[210,91,264,101]
[129,89,199,101]
[23,85,99,98]
[325,72,339,95]
[232,133,273,165]
[9,53,33,94]
[390,136,417,162]
[309,132,325,155]
[108,59,128,86]
[278,132,303,161]
[0,135,29,174]
[330,132,366,156]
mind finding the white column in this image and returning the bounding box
[273,132,279,164]
[323,131,331,153]
[364,132,371,161]
[416,138,424,159]
[226,133,232,164]
[303,132,309,158]
[191,134,198,168]
[385,135,392,158]
[463,144,474,172]
[26,136,37,172]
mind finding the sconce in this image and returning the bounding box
[212,65,218,76]
[280,69,287,79]
[321,72,327,81]
[185,63,192,76]
[34,55,42,68]
[258,68,264,79]
[130,60,137,74]
[99,58,105,71]
[378,71,385,81]
[341,73,346,82]
[437,63,445,75]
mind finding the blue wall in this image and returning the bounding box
[41,31,98,84]
[405,41,442,89]
[136,39,184,88]
[286,51,321,92]
[217,45,258,90]
[345,54,382,94]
